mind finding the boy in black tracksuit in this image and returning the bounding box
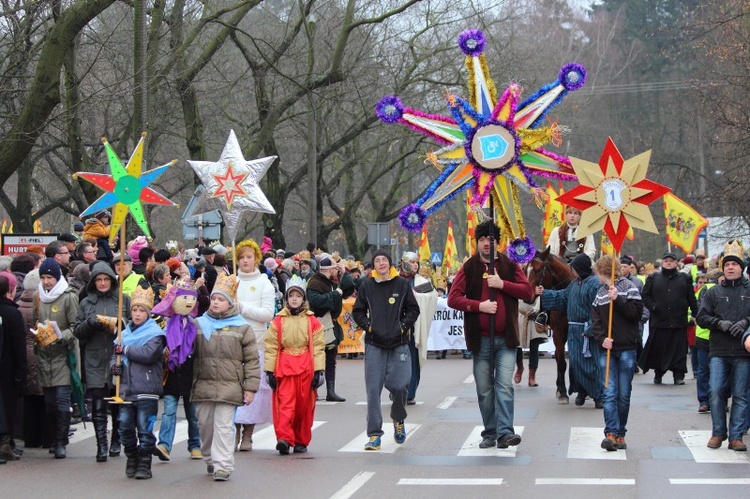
[353,249,419,451]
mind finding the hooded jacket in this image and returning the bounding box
[113,318,165,402]
[696,275,750,358]
[73,262,130,388]
[33,284,79,388]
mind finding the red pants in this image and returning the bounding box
[273,354,316,446]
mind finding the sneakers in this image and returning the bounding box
[364,436,381,451]
[393,421,406,444]
[601,433,617,452]
[293,444,307,453]
[190,449,202,460]
[707,435,726,449]
[615,436,627,450]
[729,440,747,451]
[276,440,290,455]
[206,463,214,475]
[213,470,230,481]
[497,433,521,449]
[698,404,710,414]
[478,436,496,449]
[406,399,416,406]
[154,445,170,462]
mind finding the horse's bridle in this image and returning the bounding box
[530,256,570,291]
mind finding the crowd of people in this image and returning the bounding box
[1,208,750,482]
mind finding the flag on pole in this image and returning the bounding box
[466,190,478,257]
[542,182,564,244]
[663,192,708,253]
[418,226,431,262]
[1,219,6,233]
[443,220,459,273]
[601,232,614,255]
[33,219,42,233]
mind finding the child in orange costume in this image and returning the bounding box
[264,276,325,455]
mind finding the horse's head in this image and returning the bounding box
[527,246,575,290]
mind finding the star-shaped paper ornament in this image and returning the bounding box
[75,133,177,243]
[556,137,670,252]
[187,129,276,240]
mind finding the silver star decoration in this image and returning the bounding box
[188,129,276,240]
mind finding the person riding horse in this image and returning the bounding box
[547,206,597,263]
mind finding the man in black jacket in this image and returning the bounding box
[639,251,697,385]
[353,249,419,451]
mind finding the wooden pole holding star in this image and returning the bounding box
[557,137,669,387]
[74,132,178,403]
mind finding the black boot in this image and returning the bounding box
[109,405,121,457]
[134,453,152,480]
[326,376,346,402]
[92,399,109,462]
[54,411,71,459]
[0,434,19,461]
[125,451,138,478]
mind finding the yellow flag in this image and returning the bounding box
[466,190,477,257]
[601,232,614,255]
[418,226,432,262]
[1,219,6,233]
[542,182,564,244]
[663,192,708,253]
[33,219,42,233]
[443,220,459,273]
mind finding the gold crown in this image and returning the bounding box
[213,273,239,300]
[721,240,745,267]
[173,278,196,291]
[131,286,155,311]
[297,250,311,262]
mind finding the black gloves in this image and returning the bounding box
[312,370,325,389]
[86,316,101,330]
[266,371,277,390]
[729,319,750,337]
[717,320,733,333]
[114,344,124,355]
[111,364,123,377]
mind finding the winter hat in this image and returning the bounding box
[475,220,501,241]
[570,253,592,279]
[128,236,149,264]
[371,249,392,267]
[39,258,62,282]
[682,255,694,264]
[95,210,111,220]
[23,269,40,292]
[73,221,84,232]
[263,257,278,271]
[319,254,335,270]
[662,251,677,261]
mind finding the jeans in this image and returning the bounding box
[473,335,516,439]
[598,348,636,436]
[119,399,159,456]
[157,395,200,452]
[709,356,750,441]
[695,346,710,406]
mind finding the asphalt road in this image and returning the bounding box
[4,351,748,498]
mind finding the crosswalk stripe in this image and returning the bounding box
[68,422,96,445]
[670,478,750,485]
[463,375,474,384]
[536,478,635,485]
[339,424,421,453]
[457,426,524,457]
[679,430,750,464]
[437,397,457,410]
[399,478,503,485]
[567,427,626,460]
[250,421,326,450]
[330,471,376,499]
[156,419,189,445]
[355,401,424,406]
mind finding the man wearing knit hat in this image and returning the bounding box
[353,249,420,450]
[448,221,534,449]
[697,240,750,451]
[640,251,698,385]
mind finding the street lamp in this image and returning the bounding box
[306,12,318,247]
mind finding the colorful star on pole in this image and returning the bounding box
[75,133,177,243]
[187,129,276,240]
[556,137,670,253]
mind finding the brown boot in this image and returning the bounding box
[234,424,241,451]
[239,424,254,451]
[528,369,538,387]
[513,365,523,384]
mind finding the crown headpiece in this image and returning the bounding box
[131,286,155,311]
[721,240,745,268]
[212,273,239,301]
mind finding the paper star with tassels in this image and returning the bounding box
[75,133,177,243]
[556,137,670,252]
[187,129,276,240]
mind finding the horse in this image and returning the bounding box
[526,247,575,404]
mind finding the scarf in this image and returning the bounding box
[38,278,69,304]
[165,315,198,371]
[195,312,248,341]
[117,318,165,366]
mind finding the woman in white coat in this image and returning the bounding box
[233,240,275,451]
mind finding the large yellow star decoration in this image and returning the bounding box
[557,137,670,253]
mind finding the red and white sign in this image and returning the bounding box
[1,233,60,255]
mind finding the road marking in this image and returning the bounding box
[156,419,189,446]
[355,401,424,406]
[68,422,96,444]
[339,424,421,453]
[463,374,474,384]
[679,430,750,464]
[670,478,750,485]
[458,425,524,457]
[567,427,626,460]
[536,478,635,485]
[250,421,326,450]
[330,471,376,499]
[399,478,503,485]
[437,396,457,409]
